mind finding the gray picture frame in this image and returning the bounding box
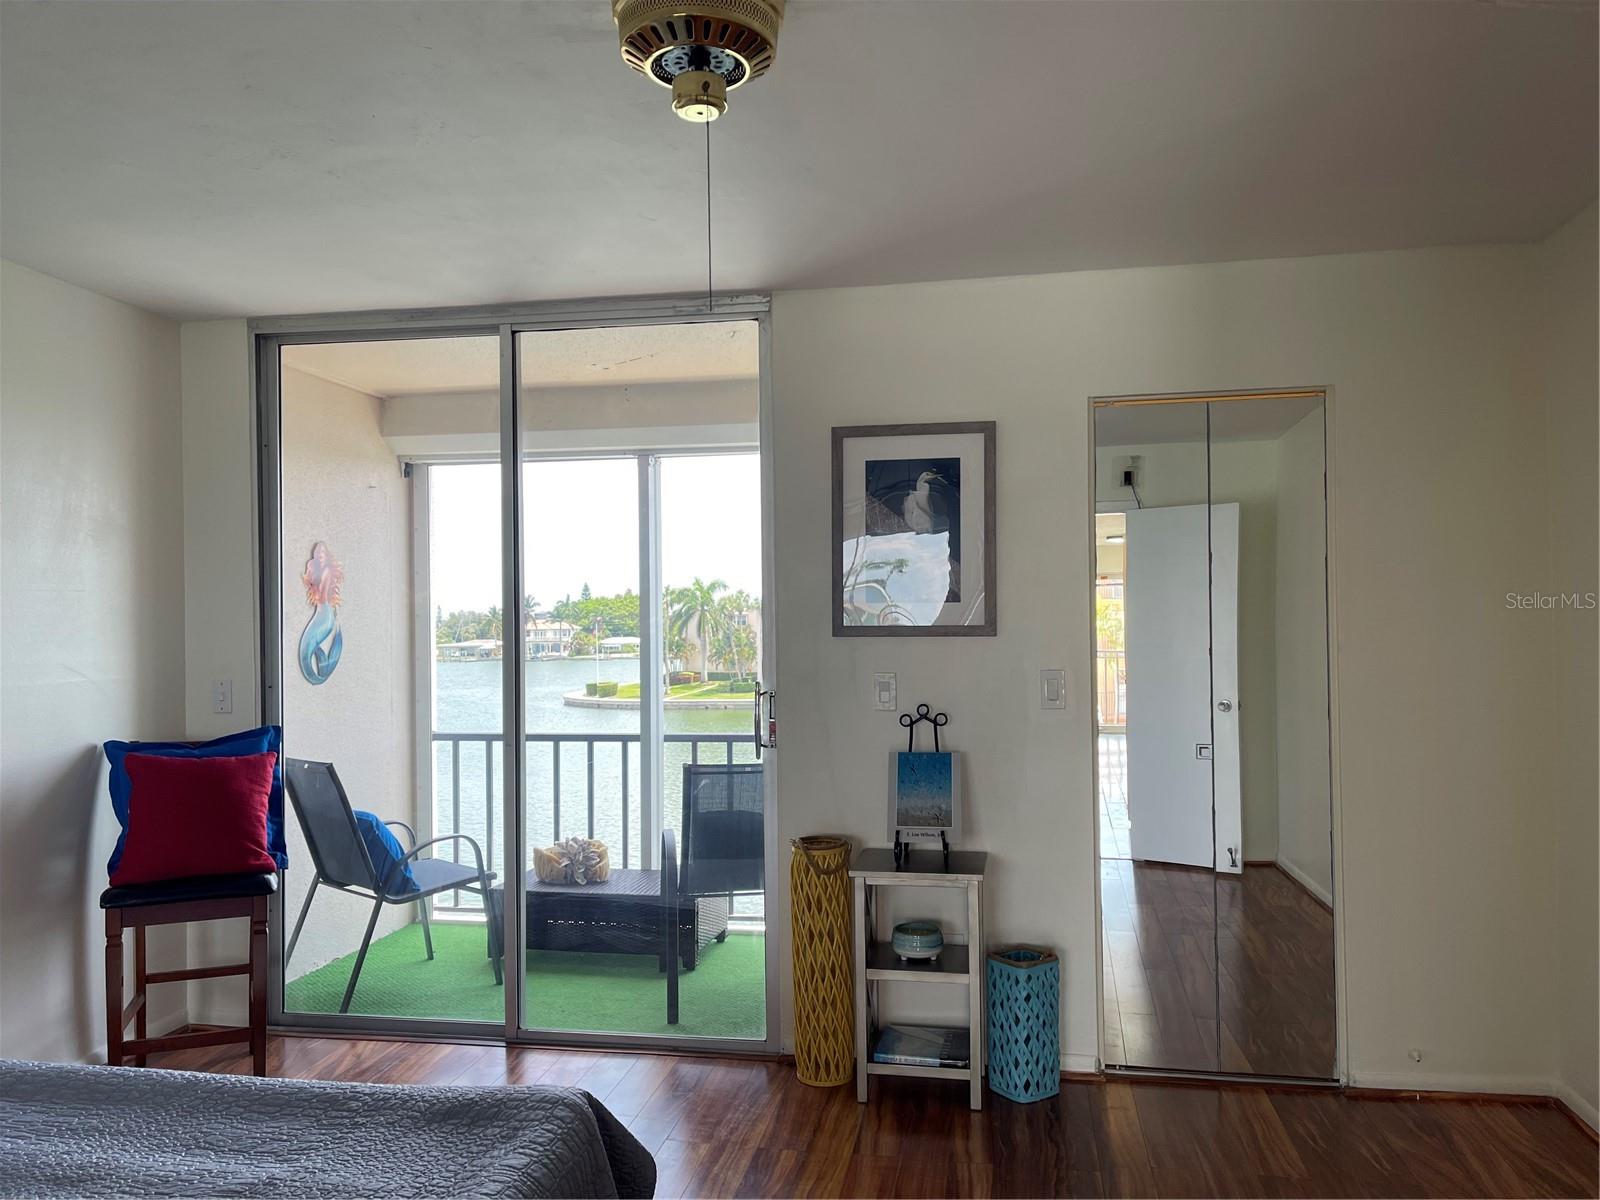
[832,421,997,637]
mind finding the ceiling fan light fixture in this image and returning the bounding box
[612,0,785,120]
[672,70,727,122]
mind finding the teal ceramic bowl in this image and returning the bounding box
[891,921,944,961]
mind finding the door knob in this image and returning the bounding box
[1216,699,1233,712]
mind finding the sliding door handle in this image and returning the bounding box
[754,687,777,756]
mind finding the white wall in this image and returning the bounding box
[179,319,261,1020]
[770,241,1560,1089]
[0,260,187,1061]
[1531,204,1598,1127]
[173,233,1594,1105]
[1274,408,1333,904]
[278,365,416,977]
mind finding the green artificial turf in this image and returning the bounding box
[284,922,766,1040]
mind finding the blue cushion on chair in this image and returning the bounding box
[353,811,418,895]
[103,726,287,876]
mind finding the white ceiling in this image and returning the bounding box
[282,319,756,395]
[1,1,1594,320]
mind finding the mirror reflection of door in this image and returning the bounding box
[1094,391,1335,1080]
[1124,501,1241,872]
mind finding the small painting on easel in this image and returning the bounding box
[890,704,961,868]
[892,753,958,831]
[888,750,963,869]
[889,748,960,838]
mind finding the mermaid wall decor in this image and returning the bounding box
[297,541,344,685]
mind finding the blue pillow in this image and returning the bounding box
[353,811,419,895]
[104,726,286,876]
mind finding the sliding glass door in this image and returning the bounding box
[511,322,770,1045]
[272,333,506,1030]
[263,304,776,1052]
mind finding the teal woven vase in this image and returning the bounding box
[986,946,1060,1103]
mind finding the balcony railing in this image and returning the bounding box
[1096,649,1127,729]
[430,731,759,914]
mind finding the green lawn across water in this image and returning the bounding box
[284,922,766,1040]
[612,680,756,701]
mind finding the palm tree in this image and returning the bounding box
[667,578,727,680]
[666,632,691,674]
[727,622,757,681]
[712,591,755,678]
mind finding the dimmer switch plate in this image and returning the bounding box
[1040,668,1066,709]
[873,673,897,711]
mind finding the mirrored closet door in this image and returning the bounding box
[1094,391,1335,1080]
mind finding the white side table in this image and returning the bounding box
[849,847,988,1111]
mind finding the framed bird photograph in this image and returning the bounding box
[832,421,996,636]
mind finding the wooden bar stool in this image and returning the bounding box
[101,872,276,1075]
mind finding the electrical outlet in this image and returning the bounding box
[211,678,233,715]
[873,673,897,711]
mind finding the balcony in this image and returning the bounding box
[1096,649,1126,730]
[283,729,766,1038]
[429,730,763,914]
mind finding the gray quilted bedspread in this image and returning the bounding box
[0,1060,655,1199]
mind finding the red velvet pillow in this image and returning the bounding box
[110,751,278,886]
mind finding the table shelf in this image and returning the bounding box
[850,848,988,1111]
[865,941,970,983]
[865,1061,973,1081]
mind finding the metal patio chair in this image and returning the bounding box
[283,757,502,1014]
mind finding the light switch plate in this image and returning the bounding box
[1040,668,1066,709]
[211,678,233,715]
[873,672,897,711]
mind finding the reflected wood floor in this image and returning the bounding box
[1102,859,1337,1078]
[150,1035,1597,1198]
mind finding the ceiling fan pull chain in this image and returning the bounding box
[705,114,713,313]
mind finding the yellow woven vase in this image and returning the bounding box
[789,836,854,1087]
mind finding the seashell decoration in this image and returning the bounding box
[553,835,604,885]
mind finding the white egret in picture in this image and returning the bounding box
[843,457,961,626]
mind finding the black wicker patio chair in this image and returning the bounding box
[663,761,764,1024]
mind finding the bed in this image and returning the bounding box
[0,1060,656,1199]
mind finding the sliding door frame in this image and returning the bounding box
[252,294,779,1055]
[1084,385,1346,1086]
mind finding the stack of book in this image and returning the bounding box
[871,1024,971,1069]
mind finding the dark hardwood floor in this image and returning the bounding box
[1102,859,1337,1078]
[151,1035,1597,1198]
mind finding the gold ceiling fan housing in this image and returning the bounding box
[612,0,785,121]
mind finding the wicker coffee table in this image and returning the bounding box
[487,868,728,972]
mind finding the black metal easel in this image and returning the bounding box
[894,704,951,871]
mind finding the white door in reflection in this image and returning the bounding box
[1124,501,1241,871]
